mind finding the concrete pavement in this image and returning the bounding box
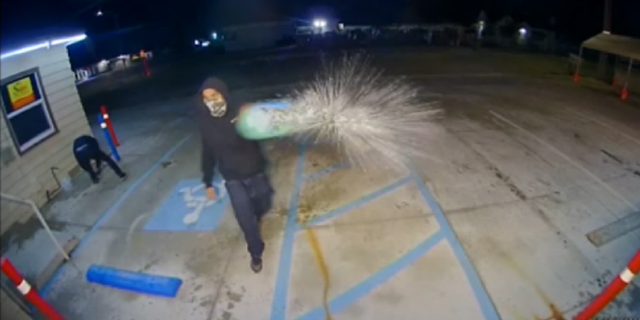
[2,55,639,320]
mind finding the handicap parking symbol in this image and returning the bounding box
[144,177,228,232]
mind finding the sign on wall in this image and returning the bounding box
[0,68,57,154]
[7,77,36,110]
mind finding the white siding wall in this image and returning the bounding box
[0,45,92,233]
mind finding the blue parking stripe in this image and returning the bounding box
[297,177,412,231]
[294,231,446,320]
[412,172,501,320]
[270,144,308,320]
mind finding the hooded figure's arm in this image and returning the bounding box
[201,138,216,188]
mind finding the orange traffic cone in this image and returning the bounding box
[573,73,581,83]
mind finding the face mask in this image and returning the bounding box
[205,100,227,117]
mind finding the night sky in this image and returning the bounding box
[1,0,639,52]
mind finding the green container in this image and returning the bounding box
[235,101,294,140]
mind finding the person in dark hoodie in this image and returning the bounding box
[194,77,273,273]
[72,135,127,184]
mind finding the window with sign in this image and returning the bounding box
[1,68,57,154]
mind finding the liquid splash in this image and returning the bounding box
[282,54,443,170]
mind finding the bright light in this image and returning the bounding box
[1,33,87,60]
[313,19,326,28]
[97,10,103,16]
[202,41,211,47]
[212,32,218,40]
[99,59,108,65]
[51,34,87,45]
[194,39,200,45]
[0,42,49,60]
[338,23,344,31]
[519,28,527,35]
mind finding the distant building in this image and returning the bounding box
[221,21,296,52]
[485,15,556,52]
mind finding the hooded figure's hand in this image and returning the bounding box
[231,104,250,124]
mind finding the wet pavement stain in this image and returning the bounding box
[1,215,68,252]
[489,165,528,200]
[226,290,243,303]
[600,149,623,164]
[533,303,565,320]
[137,257,161,273]
[199,298,214,308]
[604,281,640,315]
[161,160,175,168]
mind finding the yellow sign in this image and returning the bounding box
[7,77,36,110]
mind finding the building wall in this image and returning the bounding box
[0,45,92,233]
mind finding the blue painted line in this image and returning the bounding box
[270,144,308,320]
[294,231,446,320]
[412,172,501,320]
[40,135,192,297]
[303,162,347,182]
[86,264,183,298]
[298,177,412,231]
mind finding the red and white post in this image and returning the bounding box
[141,50,151,77]
[100,105,120,147]
[1,257,66,320]
[573,248,640,320]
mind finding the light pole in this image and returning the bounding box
[597,0,612,80]
[97,10,123,54]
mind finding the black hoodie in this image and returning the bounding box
[194,77,266,187]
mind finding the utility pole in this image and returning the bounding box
[597,0,612,80]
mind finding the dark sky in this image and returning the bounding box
[2,0,639,51]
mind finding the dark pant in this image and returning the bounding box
[225,173,273,259]
[74,144,124,181]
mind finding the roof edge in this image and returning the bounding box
[0,33,87,61]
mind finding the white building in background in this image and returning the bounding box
[0,33,92,234]
[221,21,296,51]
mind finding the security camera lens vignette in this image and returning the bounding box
[1,1,638,320]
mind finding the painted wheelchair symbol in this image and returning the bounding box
[179,182,226,225]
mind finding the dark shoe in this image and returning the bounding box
[118,172,127,181]
[251,257,263,273]
[91,177,100,184]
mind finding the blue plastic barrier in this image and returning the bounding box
[86,264,182,298]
